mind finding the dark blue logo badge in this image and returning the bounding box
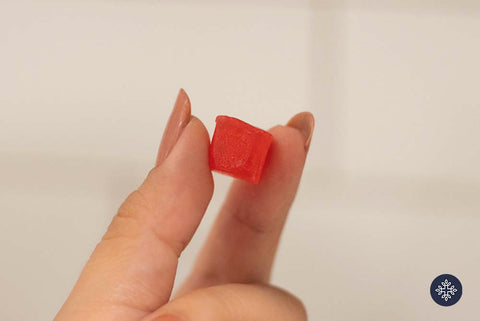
[430,274,462,306]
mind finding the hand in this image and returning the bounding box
[55,89,314,321]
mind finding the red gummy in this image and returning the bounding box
[209,115,273,184]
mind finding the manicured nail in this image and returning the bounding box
[151,315,182,321]
[156,88,191,165]
[286,112,315,152]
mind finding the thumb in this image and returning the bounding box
[56,94,213,321]
[141,283,307,321]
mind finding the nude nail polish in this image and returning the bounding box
[156,88,191,165]
[286,112,315,152]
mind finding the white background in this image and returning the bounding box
[1,1,479,320]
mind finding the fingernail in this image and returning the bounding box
[287,112,315,152]
[156,88,191,165]
[151,315,182,321]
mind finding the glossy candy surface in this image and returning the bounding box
[209,116,273,184]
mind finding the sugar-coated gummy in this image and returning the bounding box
[209,115,273,184]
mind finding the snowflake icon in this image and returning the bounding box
[430,274,462,306]
[435,278,458,302]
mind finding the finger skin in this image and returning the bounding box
[142,283,307,321]
[56,118,213,321]
[178,124,308,294]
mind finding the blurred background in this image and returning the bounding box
[1,1,480,320]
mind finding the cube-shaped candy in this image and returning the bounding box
[209,115,273,184]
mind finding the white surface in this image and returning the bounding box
[1,1,479,320]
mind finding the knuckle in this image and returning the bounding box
[118,189,152,218]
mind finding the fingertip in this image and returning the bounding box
[286,111,315,152]
[187,115,211,149]
[263,125,308,183]
[173,115,214,193]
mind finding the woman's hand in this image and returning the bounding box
[55,89,314,321]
